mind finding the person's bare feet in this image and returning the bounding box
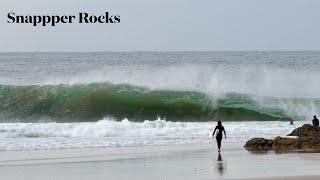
[218,149,221,153]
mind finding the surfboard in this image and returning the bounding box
[208,129,219,139]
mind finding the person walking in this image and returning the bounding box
[212,120,227,152]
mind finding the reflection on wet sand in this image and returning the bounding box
[216,153,224,175]
[210,152,226,177]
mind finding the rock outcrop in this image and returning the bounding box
[244,138,274,151]
[244,124,320,153]
[287,124,320,137]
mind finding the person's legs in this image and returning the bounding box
[216,137,222,152]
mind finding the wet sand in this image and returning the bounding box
[0,142,319,180]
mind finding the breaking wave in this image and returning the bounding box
[0,82,319,122]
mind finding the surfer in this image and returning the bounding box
[312,115,319,127]
[212,120,226,152]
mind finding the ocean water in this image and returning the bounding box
[0,51,319,150]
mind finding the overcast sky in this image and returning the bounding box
[0,0,319,52]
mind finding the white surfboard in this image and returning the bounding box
[208,129,219,139]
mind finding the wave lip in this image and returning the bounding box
[0,82,315,122]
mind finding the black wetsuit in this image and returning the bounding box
[312,118,319,127]
[213,126,225,149]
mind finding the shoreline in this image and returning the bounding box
[0,143,216,165]
[0,142,320,179]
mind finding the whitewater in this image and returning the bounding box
[0,51,319,151]
[0,118,305,151]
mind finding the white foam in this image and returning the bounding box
[0,117,307,151]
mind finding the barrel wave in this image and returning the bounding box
[0,83,317,122]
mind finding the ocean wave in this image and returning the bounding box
[0,83,318,122]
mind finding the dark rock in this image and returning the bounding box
[244,124,320,153]
[244,138,274,151]
[299,137,320,150]
[287,124,320,137]
[273,136,299,152]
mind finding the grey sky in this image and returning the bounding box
[0,0,319,52]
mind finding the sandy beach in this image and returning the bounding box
[0,142,319,180]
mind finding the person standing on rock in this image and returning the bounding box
[212,120,227,152]
[312,115,319,127]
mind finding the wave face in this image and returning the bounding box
[1,52,320,122]
[1,82,318,122]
